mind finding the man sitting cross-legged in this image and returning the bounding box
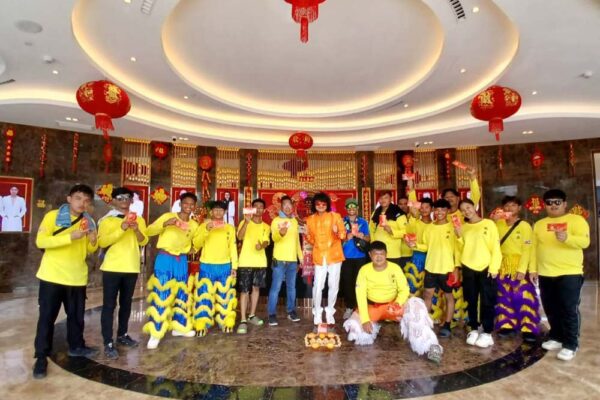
[343,241,443,363]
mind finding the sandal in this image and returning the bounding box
[248,315,264,326]
[237,322,248,334]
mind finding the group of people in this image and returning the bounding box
[31,180,590,379]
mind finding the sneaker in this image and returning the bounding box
[248,315,264,326]
[427,344,443,364]
[32,357,47,379]
[475,333,494,348]
[343,308,354,320]
[542,339,563,351]
[557,348,576,361]
[68,345,99,358]
[288,311,301,322]
[237,322,248,334]
[466,330,479,346]
[268,315,278,326]
[439,326,452,338]
[116,334,139,347]
[522,332,537,343]
[172,329,196,337]
[498,328,516,339]
[104,342,119,360]
[147,336,161,349]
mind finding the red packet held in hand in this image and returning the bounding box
[379,215,387,226]
[278,220,290,230]
[126,212,137,223]
[451,214,462,229]
[212,220,224,229]
[79,218,89,231]
[176,220,189,230]
[547,222,567,232]
[452,160,468,170]
[404,233,417,244]
[243,207,256,215]
[351,223,359,236]
[446,272,460,288]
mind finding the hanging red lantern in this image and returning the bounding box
[199,155,214,171]
[470,85,522,141]
[284,0,326,43]
[401,154,414,174]
[153,142,169,160]
[531,147,544,169]
[289,131,313,158]
[76,80,131,140]
[525,194,545,215]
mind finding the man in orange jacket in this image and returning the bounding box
[305,192,346,327]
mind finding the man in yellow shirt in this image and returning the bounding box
[144,192,201,349]
[98,187,149,359]
[194,200,238,336]
[343,241,443,363]
[531,189,590,361]
[33,184,98,379]
[404,197,433,295]
[369,191,408,266]
[236,198,270,334]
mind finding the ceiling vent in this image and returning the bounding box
[0,79,15,86]
[448,0,466,20]
[140,0,156,15]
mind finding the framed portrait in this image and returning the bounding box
[171,187,196,213]
[216,188,238,226]
[0,176,33,233]
[124,184,149,222]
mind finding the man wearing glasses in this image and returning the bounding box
[530,189,590,361]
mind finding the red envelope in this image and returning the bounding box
[447,272,460,288]
[404,233,417,243]
[452,160,468,170]
[126,212,137,223]
[547,222,567,232]
[243,207,256,215]
[451,214,462,229]
[79,218,89,231]
[379,215,387,226]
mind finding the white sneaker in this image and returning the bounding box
[343,308,353,320]
[313,314,322,326]
[466,330,479,346]
[147,336,160,349]
[172,330,196,338]
[557,348,576,361]
[542,340,563,351]
[474,333,494,348]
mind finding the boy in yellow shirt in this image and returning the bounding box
[144,192,201,349]
[194,200,238,336]
[33,184,98,379]
[531,189,590,361]
[343,241,443,363]
[98,187,148,359]
[442,167,480,223]
[369,191,408,266]
[404,197,433,294]
[236,198,270,334]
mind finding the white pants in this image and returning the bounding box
[312,259,342,325]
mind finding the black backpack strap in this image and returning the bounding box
[500,219,522,246]
[52,214,84,236]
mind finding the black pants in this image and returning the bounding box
[462,265,497,333]
[101,271,138,345]
[34,279,86,358]
[539,275,584,351]
[340,258,366,309]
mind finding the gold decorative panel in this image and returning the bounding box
[374,151,396,189]
[455,147,479,188]
[414,149,437,189]
[171,144,197,187]
[216,147,240,188]
[122,139,151,185]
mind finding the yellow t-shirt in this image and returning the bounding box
[237,220,271,268]
[369,214,408,259]
[412,218,433,246]
[146,212,200,255]
[355,262,410,324]
[458,218,502,274]
[530,214,590,276]
[418,222,460,274]
[98,215,149,273]
[35,210,98,286]
[496,219,532,274]
[447,179,481,223]
[271,216,303,262]
[196,221,239,269]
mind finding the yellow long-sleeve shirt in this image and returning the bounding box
[146,212,200,255]
[369,214,408,259]
[98,215,149,273]
[410,218,433,245]
[196,221,239,269]
[418,222,461,274]
[271,216,303,262]
[530,214,590,277]
[496,219,532,275]
[457,218,502,274]
[355,262,410,324]
[447,179,481,223]
[35,210,98,286]
[237,220,271,268]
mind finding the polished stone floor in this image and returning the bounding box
[1,283,599,399]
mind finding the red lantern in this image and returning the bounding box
[199,155,214,171]
[76,80,131,140]
[525,194,544,215]
[531,147,544,169]
[402,153,414,174]
[284,0,326,43]
[470,85,522,141]
[153,143,169,160]
[289,132,313,158]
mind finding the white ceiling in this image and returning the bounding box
[0,0,599,149]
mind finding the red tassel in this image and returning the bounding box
[95,113,114,140]
[489,118,503,141]
[301,18,309,43]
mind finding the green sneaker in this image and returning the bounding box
[248,315,264,326]
[237,322,248,334]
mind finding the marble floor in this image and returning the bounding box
[0,283,599,400]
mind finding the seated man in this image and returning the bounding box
[343,241,443,363]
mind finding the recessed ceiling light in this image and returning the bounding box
[183,95,189,99]
[52,69,59,75]
[460,68,467,74]
[130,56,136,62]
[15,20,43,34]
[472,6,480,13]
[124,0,132,3]
[403,103,409,108]
[531,90,538,95]
[65,117,72,121]
[522,130,534,135]
[72,118,78,122]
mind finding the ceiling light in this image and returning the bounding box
[522,130,534,135]
[531,90,538,95]
[472,6,480,13]
[52,69,59,75]
[72,118,78,122]
[403,103,409,108]
[130,56,136,62]
[581,70,593,79]
[15,20,43,34]
[460,68,467,74]
[65,117,72,121]
[124,0,132,3]
[183,95,189,99]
